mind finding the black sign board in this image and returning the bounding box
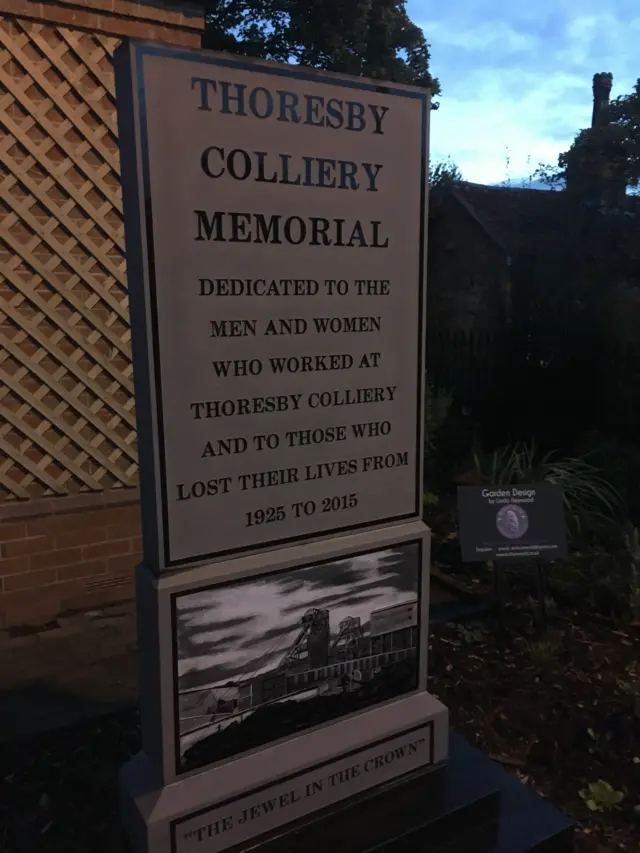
[457,483,568,562]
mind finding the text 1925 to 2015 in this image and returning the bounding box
[126,49,429,569]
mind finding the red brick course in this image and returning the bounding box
[0,0,204,46]
[0,489,142,627]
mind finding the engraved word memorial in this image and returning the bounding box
[115,40,448,853]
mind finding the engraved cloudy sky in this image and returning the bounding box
[175,544,419,691]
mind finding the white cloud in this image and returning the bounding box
[176,547,417,685]
[430,73,586,183]
[423,20,536,53]
[409,2,640,184]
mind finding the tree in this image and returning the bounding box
[429,157,462,187]
[201,0,439,99]
[537,78,640,194]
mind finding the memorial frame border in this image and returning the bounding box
[169,538,426,779]
[168,719,435,853]
[120,41,430,571]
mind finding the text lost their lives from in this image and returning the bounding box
[182,735,427,846]
[176,450,409,501]
[176,448,410,529]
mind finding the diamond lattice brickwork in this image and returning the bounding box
[0,16,138,499]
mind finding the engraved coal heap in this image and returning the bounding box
[179,600,419,771]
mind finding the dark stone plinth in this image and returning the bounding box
[231,764,500,853]
[235,734,573,853]
[447,735,574,853]
[229,752,500,853]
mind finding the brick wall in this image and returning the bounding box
[0,0,204,45]
[0,492,142,627]
[0,0,204,627]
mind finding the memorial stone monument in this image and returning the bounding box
[114,39,572,853]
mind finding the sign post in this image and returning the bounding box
[458,483,568,634]
[115,41,448,853]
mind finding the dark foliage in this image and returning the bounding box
[200,0,439,96]
[574,433,640,526]
[428,327,640,463]
[538,78,640,196]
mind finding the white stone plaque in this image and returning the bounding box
[119,47,429,570]
[171,723,433,853]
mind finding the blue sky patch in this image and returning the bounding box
[409,0,639,183]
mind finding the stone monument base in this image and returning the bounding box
[120,691,449,853]
[121,724,574,853]
[242,734,574,853]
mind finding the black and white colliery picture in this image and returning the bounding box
[174,542,421,773]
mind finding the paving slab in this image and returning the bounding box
[0,600,138,742]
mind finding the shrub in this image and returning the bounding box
[573,432,640,527]
[424,384,454,456]
[547,546,635,619]
[424,385,477,494]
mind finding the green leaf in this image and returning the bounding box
[579,780,625,811]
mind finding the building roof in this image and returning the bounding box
[446,180,640,263]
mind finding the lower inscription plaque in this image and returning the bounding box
[171,722,434,853]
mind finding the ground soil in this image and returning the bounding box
[426,499,640,852]
[429,614,640,853]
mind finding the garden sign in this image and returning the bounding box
[457,482,568,563]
